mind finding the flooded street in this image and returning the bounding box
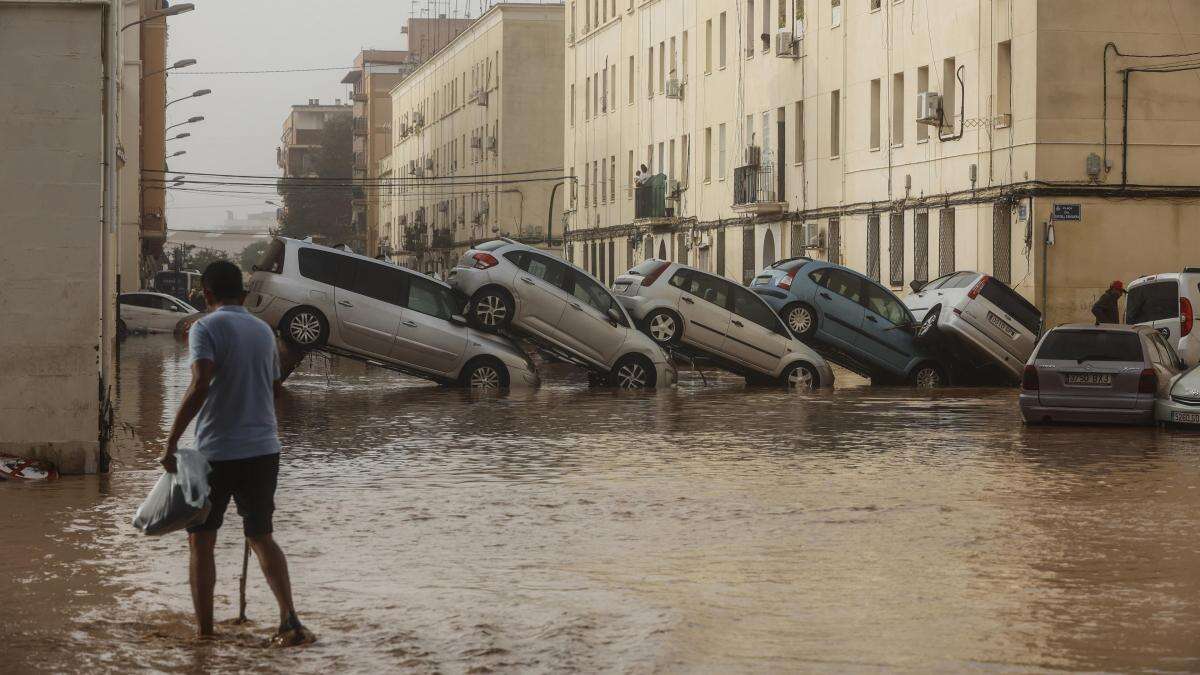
[3,335,1200,673]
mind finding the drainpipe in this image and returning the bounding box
[100,0,119,471]
[547,181,562,248]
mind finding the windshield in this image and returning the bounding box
[1037,330,1144,362]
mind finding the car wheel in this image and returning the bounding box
[116,318,129,341]
[783,303,818,339]
[780,362,819,391]
[644,309,681,346]
[911,363,946,388]
[462,357,509,390]
[280,307,329,348]
[612,354,657,390]
[470,288,514,331]
[916,307,941,343]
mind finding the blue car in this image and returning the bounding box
[749,258,948,386]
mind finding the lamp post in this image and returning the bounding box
[168,132,191,142]
[166,89,210,108]
[143,58,197,79]
[121,3,194,31]
[169,150,186,159]
[166,116,204,132]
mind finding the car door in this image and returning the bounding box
[810,268,866,351]
[151,295,190,332]
[119,294,150,331]
[557,269,630,366]
[668,269,733,351]
[723,284,792,374]
[333,257,406,358]
[505,250,571,342]
[859,282,919,376]
[390,273,469,375]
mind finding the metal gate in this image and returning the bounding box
[914,212,929,285]
[742,227,756,284]
[790,222,803,257]
[888,212,904,287]
[716,228,726,276]
[828,219,841,265]
[938,208,956,276]
[992,201,1012,284]
[866,214,881,281]
[608,241,616,281]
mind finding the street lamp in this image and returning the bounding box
[172,175,186,181]
[169,150,186,158]
[166,116,204,132]
[168,132,191,141]
[121,3,194,31]
[265,201,279,206]
[143,58,197,79]
[166,89,210,107]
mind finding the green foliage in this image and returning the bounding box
[239,240,271,272]
[183,246,230,273]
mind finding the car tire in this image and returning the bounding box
[643,309,682,346]
[910,362,947,388]
[780,362,820,391]
[612,354,657,390]
[116,318,129,341]
[783,303,818,339]
[470,288,514,332]
[280,306,329,349]
[916,306,941,344]
[462,357,509,390]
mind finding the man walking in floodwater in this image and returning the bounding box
[161,260,315,647]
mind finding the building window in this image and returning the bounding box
[610,64,617,110]
[570,83,576,126]
[870,0,881,10]
[828,218,841,265]
[668,138,676,181]
[746,0,756,57]
[598,242,606,284]
[742,227,756,284]
[705,127,713,181]
[917,65,929,141]
[659,41,666,92]
[669,36,677,81]
[888,211,904,287]
[648,46,655,97]
[627,150,634,198]
[610,155,616,201]
[830,90,841,157]
[914,211,929,285]
[719,12,728,68]
[681,31,689,81]
[942,56,957,128]
[870,78,881,150]
[993,202,1012,283]
[628,55,635,103]
[706,18,713,73]
[718,123,728,179]
[997,40,1012,124]
[892,72,904,144]
[585,76,591,118]
[717,228,727,275]
[762,0,771,51]
[939,208,956,276]
[831,0,842,27]
[866,214,881,281]
[600,160,607,204]
[680,135,690,185]
[584,163,590,207]
[602,68,608,113]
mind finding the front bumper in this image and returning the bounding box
[654,357,678,388]
[1155,397,1200,426]
[1020,394,1154,425]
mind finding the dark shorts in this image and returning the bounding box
[187,453,279,537]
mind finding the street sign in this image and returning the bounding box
[1051,203,1081,221]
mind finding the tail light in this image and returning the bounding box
[1181,297,1194,337]
[1021,364,1040,391]
[777,267,801,291]
[1138,368,1158,394]
[471,252,499,269]
[967,275,990,299]
[640,261,672,287]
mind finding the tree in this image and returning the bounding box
[278,115,354,243]
[239,240,270,272]
[182,246,230,273]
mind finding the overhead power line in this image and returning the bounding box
[143,167,565,182]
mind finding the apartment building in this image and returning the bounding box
[277,100,353,178]
[138,0,171,286]
[383,3,565,274]
[565,0,1200,325]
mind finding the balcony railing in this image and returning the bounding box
[352,117,368,136]
[733,165,779,206]
[634,174,670,220]
[353,152,367,170]
[431,228,454,250]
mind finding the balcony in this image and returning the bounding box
[404,223,428,254]
[351,90,368,103]
[353,152,367,171]
[352,117,368,136]
[634,175,676,228]
[431,228,454,250]
[732,165,787,216]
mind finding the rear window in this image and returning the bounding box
[474,240,508,252]
[256,239,285,274]
[1126,280,1178,324]
[627,259,666,276]
[979,279,1041,334]
[1037,330,1144,362]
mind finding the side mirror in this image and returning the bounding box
[607,307,623,325]
[909,280,924,293]
[451,314,469,326]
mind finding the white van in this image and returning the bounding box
[1126,269,1200,366]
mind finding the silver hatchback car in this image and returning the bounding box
[613,260,835,389]
[245,238,539,389]
[1020,324,1182,425]
[447,239,676,389]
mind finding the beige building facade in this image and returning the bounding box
[382,3,566,274]
[565,0,1200,325]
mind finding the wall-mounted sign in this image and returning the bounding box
[1051,203,1081,221]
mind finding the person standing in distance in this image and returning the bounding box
[161,260,315,646]
[1092,280,1126,325]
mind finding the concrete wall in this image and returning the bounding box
[0,2,107,474]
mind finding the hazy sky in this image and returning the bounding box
[165,1,484,230]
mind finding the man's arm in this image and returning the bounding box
[161,359,217,472]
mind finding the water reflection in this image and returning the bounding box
[1,335,1198,672]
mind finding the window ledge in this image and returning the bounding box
[830,155,840,160]
[891,142,904,149]
[869,146,881,153]
[916,138,929,144]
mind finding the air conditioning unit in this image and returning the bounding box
[665,78,683,100]
[804,222,821,247]
[485,136,497,152]
[424,158,434,170]
[476,90,489,107]
[916,91,941,126]
[775,31,800,58]
[470,136,482,149]
[407,160,417,174]
[413,112,425,126]
[744,145,762,167]
[697,233,711,250]
[415,167,425,178]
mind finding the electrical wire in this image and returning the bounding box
[142,166,563,182]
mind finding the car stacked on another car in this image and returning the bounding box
[904,272,1042,383]
[612,260,834,390]
[448,239,676,389]
[245,237,539,390]
[1019,324,1183,425]
[1126,269,1200,366]
[750,258,948,387]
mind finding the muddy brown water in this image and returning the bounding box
[3,336,1200,673]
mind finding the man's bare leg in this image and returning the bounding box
[188,531,218,637]
[247,534,295,625]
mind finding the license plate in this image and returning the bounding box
[1065,373,1112,386]
[1173,411,1200,424]
[613,282,631,294]
[987,311,1018,339]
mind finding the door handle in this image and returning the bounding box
[401,320,418,328]
[865,315,878,323]
[819,292,832,300]
[681,296,695,304]
[731,319,744,328]
[520,277,535,285]
[570,302,584,311]
[338,300,353,308]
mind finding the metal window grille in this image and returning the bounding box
[591,242,598,274]
[913,212,929,285]
[626,238,635,269]
[598,242,607,283]
[888,212,904,287]
[828,219,841,265]
[938,208,956,276]
[790,222,803,257]
[866,214,881,281]
[992,201,1012,284]
[717,228,727,275]
[608,241,616,282]
[644,233,654,261]
[742,227,756,284]
[568,243,575,265]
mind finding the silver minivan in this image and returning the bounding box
[245,238,539,389]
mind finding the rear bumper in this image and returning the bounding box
[616,295,655,322]
[447,266,490,297]
[1019,394,1154,425]
[941,312,1025,379]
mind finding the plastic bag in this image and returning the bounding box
[132,449,212,536]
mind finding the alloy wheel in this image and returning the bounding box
[474,295,508,327]
[918,311,938,338]
[915,366,942,388]
[469,365,502,389]
[787,366,816,391]
[787,306,814,336]
[616,361,648,389]
[289,312,322,345]
[649,313,677,343]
